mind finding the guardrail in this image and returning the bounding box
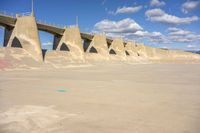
[17,12,32,17]
[0,11,109,40]
[37,20,65,28]
[0,11,65,29]
[0,11,16,18]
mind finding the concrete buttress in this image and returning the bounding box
[125,41,139,56]
[55,26,84,59]
[6,15,43,62]
[87,34,109,55]
[109,38,126,58]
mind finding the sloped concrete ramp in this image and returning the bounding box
[44,50,86,68]
[0,47,42,70]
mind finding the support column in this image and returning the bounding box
[53,35,61,50]
[7,15,43,62]
[83,39,92,52]
[3,27,13,47]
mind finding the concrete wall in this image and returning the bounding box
[135,43,157,58]
[6,16,43,62]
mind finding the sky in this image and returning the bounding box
[0,0,200,51]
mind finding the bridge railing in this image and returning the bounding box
[0,11,65,29]
[0,11,16,18]
[17,12,32,17]
[37,20,65,28]
[0,11,32,17]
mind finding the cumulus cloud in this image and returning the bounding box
[92,18,200,50]
[145,8,199,25]
[133,31,162,39]
[150,0,165,7]
[93,18,143,33]
[167,27,192,36]
[182,1,200,13]
[167,27,200,43]
[93,18,169,43]
[109,6,142,15]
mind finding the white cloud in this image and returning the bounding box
[145,8,199,25]
[92,18,200,50]
[42,42,53,46]
[167,27,200,43]
[150,0,165,7]
[133,30,149,37]
[93,18,143,33]
[133,31,162,39]
[125,30,169,43]
[93,18,170,44]
[187,44,197,48]
[116,6,142,14]
[182,1,200,13]
[109,6,142,15]
[167,27,192,36]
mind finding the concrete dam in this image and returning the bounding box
[0,12,200,69]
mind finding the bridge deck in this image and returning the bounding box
[0,14,114,42]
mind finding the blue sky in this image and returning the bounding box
[0,0,200,50]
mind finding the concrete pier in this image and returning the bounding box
[3,27,13,47]
[109,38,126,60]
[84,34,110,61]
[125,41,139,57]
[87,34,109,55]
[55,26,84,58]
[6,15,43,62]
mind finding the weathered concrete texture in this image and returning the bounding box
[44,50,85,67]
[134,43,200,62]
[134,44,152,58]
[55,26,84,60]
[0,47,42,70]
[6,16,43,62]
[124,42,146,63]
[135,44,165,59]
[168,50,200,60]
[87,34,108,55]
[84,34,110,61]
[152,48,171,60]
[84,53,109,62]
[109,38,126,60]
[125,42,139,56]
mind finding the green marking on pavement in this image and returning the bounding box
[57,89,67,92]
